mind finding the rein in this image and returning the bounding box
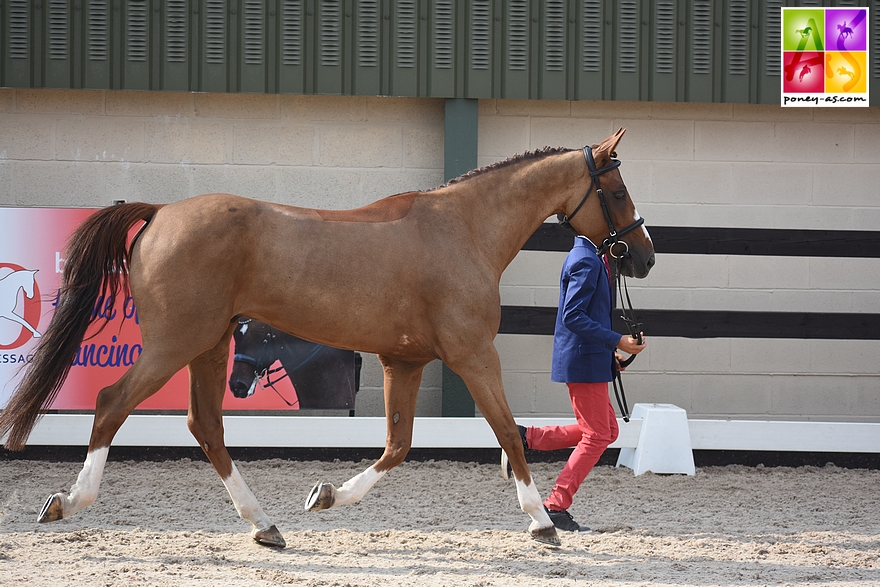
[559,145,645,423]
[608,252,642,423]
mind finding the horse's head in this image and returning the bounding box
[561,128,655,278]
[229,318,278,399]
[20,270,38,298]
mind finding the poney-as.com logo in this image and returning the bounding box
[782,7,869,107]
[0,263,42,356]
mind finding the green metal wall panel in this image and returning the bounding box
[122,0,151,90]
[1,0,875,104]
[612,0,642,101]
[538,0,568,100]
[83,0,113,90]
[351,0,381,95]
[650,0,677,102]
[388,0,420,96]
[3,0,33,88]
[575,0,606,101]
[277,0,305,93]
[44,0,72,88]
[314,0,343,94]
[427,0,454,97]
[464,0,492,98]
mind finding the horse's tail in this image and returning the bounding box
[0,202,160,450]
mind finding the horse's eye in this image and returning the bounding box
[613,190,626,200]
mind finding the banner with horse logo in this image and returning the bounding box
[0,207,357,412]
[781,7,869,107]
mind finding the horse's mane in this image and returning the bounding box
[439,146,575,188]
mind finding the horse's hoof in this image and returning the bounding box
[529,525,561,547]
[253,525,286,548]
[304,482,336,511]
[38,494,64,523]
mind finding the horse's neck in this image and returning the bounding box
[0,272,24,292]
[441,152,583,277]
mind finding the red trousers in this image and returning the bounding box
[526,382,619,511]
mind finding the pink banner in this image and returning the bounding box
[1,208,356,412]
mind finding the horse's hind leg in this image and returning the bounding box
[186,330,285,548]
[38,348,188,523]
[306,357,425,511]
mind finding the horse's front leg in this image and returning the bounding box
[306,357,425,511]
[449,342,559,546]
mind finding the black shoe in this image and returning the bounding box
[545,506,591,533]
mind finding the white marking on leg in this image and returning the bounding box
[221,462,273,531]
[62,447,109,518]
[333,466,386,506]
[515,477,553,533]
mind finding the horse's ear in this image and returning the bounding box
[595,127,626,158]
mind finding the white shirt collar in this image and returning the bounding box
[576,234,599,252]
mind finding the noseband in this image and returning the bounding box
[233,318,298,407]
[559,146,646,422]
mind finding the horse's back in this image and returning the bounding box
[127,193,451,357]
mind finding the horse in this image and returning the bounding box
[229,318,358,410]
[837,66,855,81]
[0,128,654,548]
[837,21,854,40]
[799,64,812,82]
[0,269,42,339]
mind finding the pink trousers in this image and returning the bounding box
[526,382,619,511]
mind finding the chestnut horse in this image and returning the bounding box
[0,128,653,548]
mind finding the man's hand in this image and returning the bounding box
[617,334,646,355]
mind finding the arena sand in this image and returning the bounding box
[1,457,878,586]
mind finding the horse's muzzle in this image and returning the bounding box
[620,251,655,279]
[228,374,258,398]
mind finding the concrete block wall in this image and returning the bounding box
[2,89,878,422]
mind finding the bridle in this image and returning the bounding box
[558,145,646,257]
[558,145,646,422]
[233,318,298,407]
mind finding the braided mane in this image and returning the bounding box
[440,146,575,188]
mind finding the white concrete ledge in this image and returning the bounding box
[10,414,879,453]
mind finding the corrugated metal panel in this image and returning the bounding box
[651,0,675,101]
[391,0,419,96]
[277,0,304,93]
[354,0,381,95]
[316,0,343,94]
[466,0,492,97]
[429,0,455,97]
[577,0,605,100]
[1,0,874,104]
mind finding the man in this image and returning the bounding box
[505,234,646,533]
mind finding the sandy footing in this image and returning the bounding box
[1,458,878,586]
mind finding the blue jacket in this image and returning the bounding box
[551,236,621,383]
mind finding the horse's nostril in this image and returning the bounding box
[229,381,248,398]
[646,254,656,269]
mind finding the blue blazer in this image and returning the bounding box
[551,236,621,383]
